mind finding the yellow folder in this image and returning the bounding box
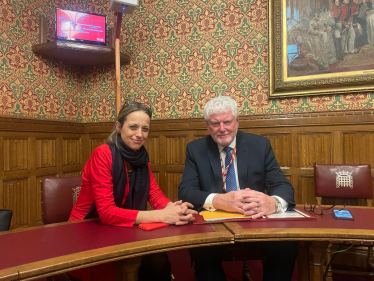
[200,210,251,222]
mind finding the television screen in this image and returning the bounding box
[56,8,106,45]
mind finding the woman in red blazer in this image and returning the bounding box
[70,101,196,281]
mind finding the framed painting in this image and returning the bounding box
[269,0,374,98]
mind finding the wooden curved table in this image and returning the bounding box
[2,207,374,281]
[0,220,233,281]
[224,206,374,281]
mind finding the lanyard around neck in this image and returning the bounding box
[220,145,236,191]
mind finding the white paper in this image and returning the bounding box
[267,209,310,219]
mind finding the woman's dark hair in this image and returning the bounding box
[107,101,152,147]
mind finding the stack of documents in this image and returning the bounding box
[199,209,311,222]
[200,210,252,222]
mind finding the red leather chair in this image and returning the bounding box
[41,175,83,281]
[314,164,373,207]
[41,175,82,225]
[314,164,374,280]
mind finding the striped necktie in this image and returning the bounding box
[224,147,237,192]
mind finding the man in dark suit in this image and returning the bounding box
[178,96,297,281]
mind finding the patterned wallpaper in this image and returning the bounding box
[1,0,374,122]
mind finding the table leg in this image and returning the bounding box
[297,241,311,281]
[115,257,141,281]
[325,242,333,281]
[309,241,330,281]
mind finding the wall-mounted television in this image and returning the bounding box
[55,8,106,45]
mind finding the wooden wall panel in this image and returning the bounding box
[144,136,161,165]
[2,110,374,229]
[342,132,374,165]
[3,178,29,228]
[3,138,28,171]
[192,133,209,141]
[63,171,82,176]
[90,138,106,152]
[260,133,291,167]
[165,135,188,165]
[0,120,85,229]
[298,133,332,167]
[165,172,183,202]
[36,138,56,169]
[298,175,316,205]
[63,138,81,166]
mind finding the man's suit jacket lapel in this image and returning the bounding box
[236,131,249,190]
[206,137,224,193]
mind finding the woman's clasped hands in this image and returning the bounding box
[161,200,197,225]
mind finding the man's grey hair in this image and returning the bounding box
[203,96,238,121]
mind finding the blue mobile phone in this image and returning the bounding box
[333,209,354,220]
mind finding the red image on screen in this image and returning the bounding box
[56,9,106,45]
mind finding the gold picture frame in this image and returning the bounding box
[269,0,374,98]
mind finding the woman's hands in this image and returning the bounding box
[161,201,197,225]
[135,200,197,225]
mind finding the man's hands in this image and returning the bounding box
[242,190,277,219]
[212,189,256,214]
[160,200,197,225]
[212,188,277,219]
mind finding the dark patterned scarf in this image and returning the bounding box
[85,135,150,219]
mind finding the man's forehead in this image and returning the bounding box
[209,111,235,121]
